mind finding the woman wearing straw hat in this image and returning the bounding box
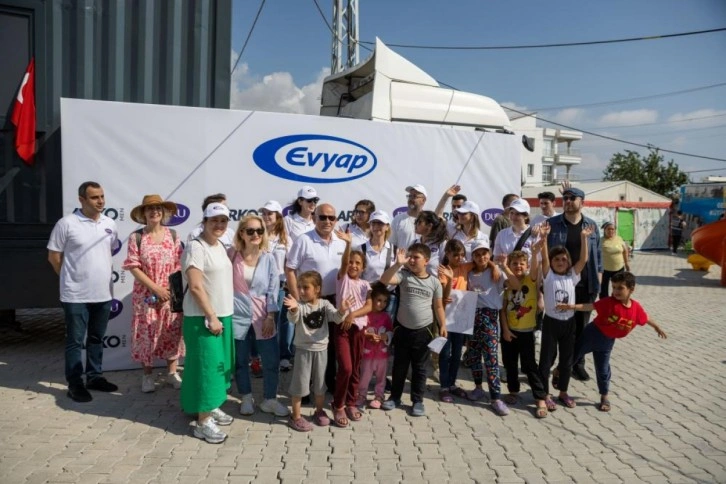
[123,194,185,393]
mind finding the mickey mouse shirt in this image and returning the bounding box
[504,275,537,332]
[289,299,345,352]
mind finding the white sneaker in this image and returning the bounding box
[166,372,182,389]
[239,394,255,415]
[534,330,542,345]
[279,359,292,371]
[259,398,290,417]
[141,374,155,393]
[192,418,227,444]
[210,407,233,426]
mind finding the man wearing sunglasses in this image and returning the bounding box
[285,203,346,393]
[546,185,602,382]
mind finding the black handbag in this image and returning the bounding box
[168,270,186,313]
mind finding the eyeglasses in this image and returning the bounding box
[318,215,336,222]
[304,197,320,204]
[244,228,265,236]
[145,205,163,212]
[562,195,578,201]
[407,194,425,200]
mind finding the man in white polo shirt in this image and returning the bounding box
[48,181,119,402]
[390,184,427,250]
[285,202,346,392]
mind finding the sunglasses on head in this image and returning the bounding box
[318,215,336,222]
[244,228,265,236]
[304,197,320,204]
[563,195,578,201]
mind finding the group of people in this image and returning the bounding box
[47,180,666,445]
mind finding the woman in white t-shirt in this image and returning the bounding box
[180,202,235,444]
[342,199,374,247]
[450,201,489,261]
[283,185,318,244]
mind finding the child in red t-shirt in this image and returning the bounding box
[557,271,666,412]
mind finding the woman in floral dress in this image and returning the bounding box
[123,194,185,393]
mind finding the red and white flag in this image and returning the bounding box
[11,58,36,165]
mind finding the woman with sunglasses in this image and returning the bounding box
[342,199,375,247]
[229,215,289,418]
[284,185,319,245]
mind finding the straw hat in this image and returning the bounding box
[130,194,177,224]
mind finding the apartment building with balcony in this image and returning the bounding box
[510,114,583,186]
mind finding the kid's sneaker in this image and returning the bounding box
[260,399,290,417]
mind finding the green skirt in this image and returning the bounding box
[180,315,234,414]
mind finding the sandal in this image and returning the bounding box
[598,398,611,412]
[535,405,548,419]
[313,409,330,426]
[368,397,382,409]
[504,393,518,405]
[558,395,576,409]
[288,416,313,432]
[439,390,454,403]
[545,396,557,412]
[332,406,349,428]
[449,387,468,399]
[345,405,363,421]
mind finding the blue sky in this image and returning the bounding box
[231,0,726,183]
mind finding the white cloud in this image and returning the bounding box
[229,52,330,115]
[667,108,726,128]
[596,109,658,127]
[549,108,585,125]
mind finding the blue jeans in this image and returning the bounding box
[277,288,295,361]
[62,301,112,386]
[438,332,465,389]
[573,323,615,395]
[234,329,280,400]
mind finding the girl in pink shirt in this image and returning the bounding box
[357,283,394,409]
[333,229,372,427]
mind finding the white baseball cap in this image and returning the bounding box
[471,239,491,253]
[405,184,428,198]
[203,202,230,219]
[297,186,318,199]
[509,198,530,214]
[454,201,481,215]
[260,200,283,213]
[369,210,391,224]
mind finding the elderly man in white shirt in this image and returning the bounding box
[285,203,346,393]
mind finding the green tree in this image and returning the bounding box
[602,148,689,197]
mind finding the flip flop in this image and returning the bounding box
[558,395,576,409]
[345,405,363,421]
[545,396,557,412]
[598,398,611,412]
[332,406,349,428]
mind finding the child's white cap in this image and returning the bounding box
[471,239,490,253]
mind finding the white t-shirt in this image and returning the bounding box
[543,269,581,320]
[284,213,315,245]
[451,229,489,262]
[493,226,534,261]
[531,212,559,227]
[389,212,417,249]
[268,234,290,281]
[47,209,118,303]
[340,222,369,248]
[182,238,233,317]
[468,268,506,310]
[286,230,346,296]
[187,224,235,249]
[358,240,396,283]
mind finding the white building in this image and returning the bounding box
[510,114,582,186]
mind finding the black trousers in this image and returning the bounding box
[501,330,547,400]
[600,267,624,299]
[390,325,434,404]
[322,294,337,394]
[573,287,595,371]
[539,315,576,394]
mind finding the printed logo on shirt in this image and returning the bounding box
[109,299,124,319]
[303,309,325,329]
[253,134,377,183]
[392,206,407,216]
[606,314,634,332]
[508,286,533,320]
[111,239,122,256]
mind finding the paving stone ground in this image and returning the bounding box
[1,252,725,483]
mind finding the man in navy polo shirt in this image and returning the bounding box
[48,181,119,402]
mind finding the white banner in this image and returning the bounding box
[60,98,520,370]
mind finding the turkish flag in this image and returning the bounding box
[10,58,36,165]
